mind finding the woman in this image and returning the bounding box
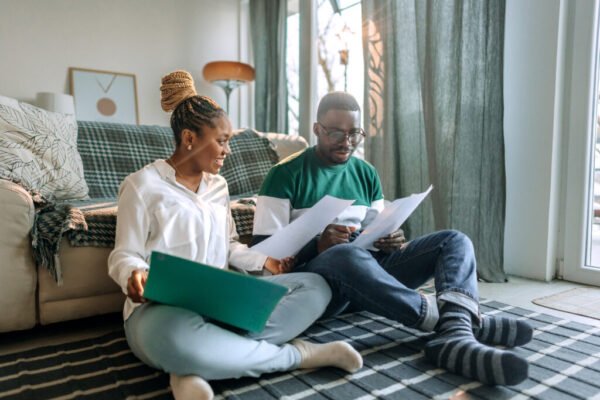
[108,71,362,400]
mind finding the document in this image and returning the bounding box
[252,195,355,259]
[352,185,433,250]
[144,252,288,333]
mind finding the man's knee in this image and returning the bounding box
[305,244,381,281]
[441,229,474,253]
[324,243,371,260]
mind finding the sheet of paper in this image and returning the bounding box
[252,195,355,259]
[352,185,433,250]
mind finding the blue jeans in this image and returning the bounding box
[124,273,331,380]
[294,229,479,331]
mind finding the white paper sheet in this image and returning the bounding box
[252,195,355,259]
[352,185,433,250]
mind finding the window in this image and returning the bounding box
[287,0,363,140]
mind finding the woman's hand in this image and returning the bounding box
[127,269,148,303]
[264,256,296,275]
[279,256,296,273]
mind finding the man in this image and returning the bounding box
[252,92,532,386]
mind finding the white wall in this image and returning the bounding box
[503,0,564,280]
[0,0,247,126]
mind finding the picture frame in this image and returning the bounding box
[69,67,139,124]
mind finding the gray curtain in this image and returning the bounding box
[362,0,507,282]
[250,0,288,133]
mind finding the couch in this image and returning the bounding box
[0,120,308,333]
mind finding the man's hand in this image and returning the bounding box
[317,224,356,253]
[264,256,296,275]
[127,269,148,303]
[374,228,407,253]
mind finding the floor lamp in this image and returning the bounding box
[202,61,255,114]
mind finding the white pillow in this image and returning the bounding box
[0,95,89,200]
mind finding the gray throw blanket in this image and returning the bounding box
[31,203,87,285]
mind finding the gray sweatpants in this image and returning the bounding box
[124,273,331,380]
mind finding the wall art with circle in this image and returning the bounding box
[69,67,139,124]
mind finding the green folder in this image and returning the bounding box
[144,251,288,333]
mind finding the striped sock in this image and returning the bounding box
[424,304,529,386]
[473,316,533,347]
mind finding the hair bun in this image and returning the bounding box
[160,70,198,112]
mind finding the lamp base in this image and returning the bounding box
[211,79,246,92]
[212,80,248,114]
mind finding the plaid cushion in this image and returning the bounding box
[65,198,118,248]
[220,129,279,197]
[65,199,255,248]
[230,197,257,237]
[77,121,174,198]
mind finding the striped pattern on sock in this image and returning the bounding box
[424,304,529,386]
[473,316,533,347]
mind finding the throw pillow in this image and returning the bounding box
[220,129,279,197]
[0,95,89,200]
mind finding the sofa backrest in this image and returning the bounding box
[77,121,174,198]
[221,129,280,197]
[76,122,288,199]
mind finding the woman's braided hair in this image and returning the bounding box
[160,70,225,146]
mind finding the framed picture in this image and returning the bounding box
[69,67,139,124]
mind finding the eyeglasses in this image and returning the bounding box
[317,122,366,146]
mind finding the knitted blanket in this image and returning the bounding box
[31,202,88,285]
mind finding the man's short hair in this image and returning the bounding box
[316,92,360,121]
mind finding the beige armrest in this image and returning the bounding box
[260,132,309,160]
[0,179,37,332]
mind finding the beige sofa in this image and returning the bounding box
[0,123,308,333]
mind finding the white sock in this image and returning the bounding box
[169,374,214,400]
[292,339,363,372]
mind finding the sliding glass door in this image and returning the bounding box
[563,0,600,284]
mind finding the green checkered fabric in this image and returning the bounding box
[229,197,257,239]
[65,198,118,248]
[63,198,256,248]
[77,121,174,198]
[220,129,279,197]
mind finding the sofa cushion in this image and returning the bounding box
[77,121,174,198]
[230,197,258,242]
[262,132,309,160]
[220,129,279,197]
[38,238,123,325]
[62,198,257,248]
[0,95,89,200]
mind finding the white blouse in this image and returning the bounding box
[108,159,267,320]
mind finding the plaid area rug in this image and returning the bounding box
[2,300,600,400]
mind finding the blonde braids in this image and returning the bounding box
[160,70,225,146]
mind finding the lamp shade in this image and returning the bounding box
[36,92,75,115]
[202,61,255,83]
